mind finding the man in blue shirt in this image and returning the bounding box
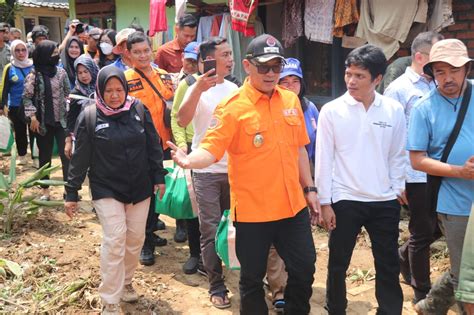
[384,31,443,303]
[408,39,474,314]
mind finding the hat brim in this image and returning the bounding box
[112,41,126,55]
[280,69,303,79]
[183,52,198,60]
[252,54,284,63]
[423,57,473,77]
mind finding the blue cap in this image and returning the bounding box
[280,58,303,79]
[184,41,199,60]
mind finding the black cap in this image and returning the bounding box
[31,25,49,42]
[245,34,284,63]
[0,23,9,32]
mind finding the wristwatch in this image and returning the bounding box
[303,186,318,194]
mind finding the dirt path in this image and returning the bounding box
[0,157,456,314]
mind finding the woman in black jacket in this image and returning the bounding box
[64,66,167,314]
[64,54,98,159]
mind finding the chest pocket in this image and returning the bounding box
[241,121,271,153]
[283,115,302,145]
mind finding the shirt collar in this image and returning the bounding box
[170,38,182,51]
[242,78,282,104]
[343,91,382,107]
[405,66,431,85]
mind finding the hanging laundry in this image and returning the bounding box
[211,15,223,37]
[149,0,168,36]
[427,0,454,32]
[197,16,214,42]
[304,0,335,44]
[356,0,421,59]
[219,13,232,39]
[282,0,304,48]
[333,0,359,38]
[229,0,258,37]
[175,0,186,23]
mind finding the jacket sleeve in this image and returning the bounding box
[22,72,37,118]
[171,80,190,148]
[456,212,474,303]
[0,64,11,108]
[143,104,167,185]
[66,97,83,135]
[65,111,92,202]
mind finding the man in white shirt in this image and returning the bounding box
[384,31,443,303]
[316,44,406,315]
[177,37,237,309]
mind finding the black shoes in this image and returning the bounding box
[183,256,200,274]
[154,234,167,247]
[139,246,155,266]
[156,218,166,231]
[174,219,188,243]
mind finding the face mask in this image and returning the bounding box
[49,55,60,66]
[100,42,113,55]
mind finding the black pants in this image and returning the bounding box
[235,208,316,315]
[36,123,68,187]
[187,217,201,257]
[8,107,28,156]
[144,192,158,249]
[399,183,442,299]
[326,200,403,315]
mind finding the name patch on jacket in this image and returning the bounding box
[95,123,109,132]
[128,79,144,92]
[282,108,298,117]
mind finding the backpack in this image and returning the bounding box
[83,101,145,138]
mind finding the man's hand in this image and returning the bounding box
[179,145,188,154]
[167,141,191,169]
[155,184,166,200]
[305,191,320,225]
[65,201,78,218]
[459,156,474,180]
[464,303,474,315]
[320,205,336,231]
[195,69,218,92]
[64,137,73,159]
[397,190,409,206]
[30,116,40,133]
[68,23,77,35]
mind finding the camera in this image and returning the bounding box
[75,23,84,34]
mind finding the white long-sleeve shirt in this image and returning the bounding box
[315,92,406,205]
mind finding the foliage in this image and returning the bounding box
[0,149,65,235]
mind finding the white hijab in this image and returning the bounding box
[10,40,33,68]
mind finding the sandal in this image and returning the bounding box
[210,292,231,309]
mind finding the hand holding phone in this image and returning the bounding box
[203,59,217,76]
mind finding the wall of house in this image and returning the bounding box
[14,6,68,42]
[115,0,175,32]
[441,0,474,59]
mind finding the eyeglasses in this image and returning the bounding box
[14,48,27,53]
[249,59,283,74]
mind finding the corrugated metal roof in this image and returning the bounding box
[18,0,69,9]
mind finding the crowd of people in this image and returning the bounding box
[0,14,472,315]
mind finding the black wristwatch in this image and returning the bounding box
[303,186,318,194]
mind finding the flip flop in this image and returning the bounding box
[210,292,231,309]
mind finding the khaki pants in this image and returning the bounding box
[267,246,288,302]
[94,197,150,304]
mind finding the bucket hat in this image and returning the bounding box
[423,39,473,77]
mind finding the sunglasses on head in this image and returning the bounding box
[249,59,284,74]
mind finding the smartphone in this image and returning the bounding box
[203,59,217,76]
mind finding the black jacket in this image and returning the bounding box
[65,99,167,203]
[67,88,93,135]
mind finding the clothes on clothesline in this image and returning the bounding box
[282,0,304,48]
[304,0,335,45]
[149,0,168,36]
[229,0,259,37]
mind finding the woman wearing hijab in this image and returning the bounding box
[23,40,70,200]
[60,36,84,89]
[0,39,34,165]
[64,66,167,315]
[64,55,98,159]
[97,29,118,68]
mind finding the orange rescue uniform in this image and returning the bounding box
[125,67,174,150]
[200,79,309,223]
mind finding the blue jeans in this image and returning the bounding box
[326,199,403,315]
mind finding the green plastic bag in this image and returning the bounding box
[215,210,240,270]
[0,116,14,153]
[155,166,196,219]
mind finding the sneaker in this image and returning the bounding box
[183,256,199,274]
[154,234,167,247]
[17,155,28,166]
[139,246,155,266]
[121,284,139,303]
[273,299,285,313]
[102,303,120,315]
